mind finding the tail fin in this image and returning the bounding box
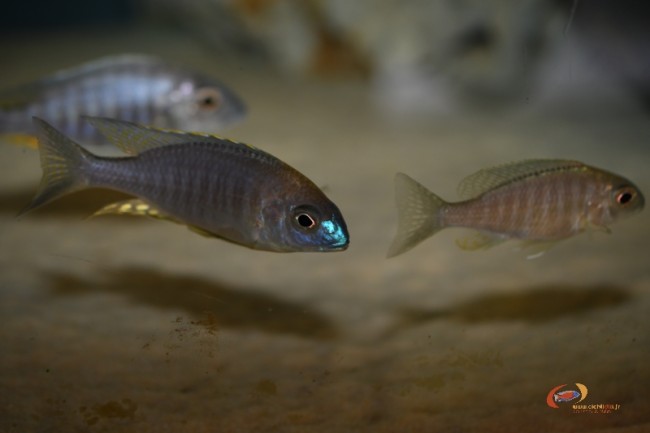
[18,118,93,215]
[387,173,447,258]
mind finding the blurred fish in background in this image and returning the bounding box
[0,54,247,147]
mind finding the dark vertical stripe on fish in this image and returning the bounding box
[555,178,565,233]
[523,184,535,236]
[495,188,506,228]
[541,180,552,232]
[570,175,580,231]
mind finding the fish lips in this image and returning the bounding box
[325,237,349,251]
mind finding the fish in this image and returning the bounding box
[554,390,581,403]
[20,117,349,253]
[387,159,644,258]
[0,54,246,147]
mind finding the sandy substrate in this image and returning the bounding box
[1,27,649,432]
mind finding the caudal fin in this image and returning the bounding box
[387,173,447,258]
[18,118,93,215]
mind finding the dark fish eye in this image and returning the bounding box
[292,205,322,231]
[296,212,317,229]
[195,87,222,111]
[615,187,636,206]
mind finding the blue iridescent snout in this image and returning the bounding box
[321,218,349,250]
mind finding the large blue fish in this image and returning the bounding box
[20,117,349,253]
[0,54,246,147]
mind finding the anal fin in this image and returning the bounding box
[515,240,559,260]
[90,198,167,221]
[456,231,506,251]
[91,198,224,240]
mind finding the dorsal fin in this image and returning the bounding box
[456,159,585,200]
[83,116,242,155]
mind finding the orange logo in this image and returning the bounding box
[546,383,588,409]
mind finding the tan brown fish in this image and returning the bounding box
[388,159,644,258]
[20,117,349,253]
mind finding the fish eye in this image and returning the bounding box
[292,206,320,231]
[296,212,316,229]
[615,187,636,206]
[195,87,222,111]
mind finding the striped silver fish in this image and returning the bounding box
[388,159,644,258]
[20,117,349,253]
[0,54,246,147]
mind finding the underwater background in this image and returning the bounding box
[1,1,649,431]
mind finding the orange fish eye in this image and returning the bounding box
[615,187,636,206]
[195,87,222,111]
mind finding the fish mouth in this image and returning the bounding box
[329,241,349,251]
[319,237,349,252]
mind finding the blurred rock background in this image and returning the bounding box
[136,0,650,115]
